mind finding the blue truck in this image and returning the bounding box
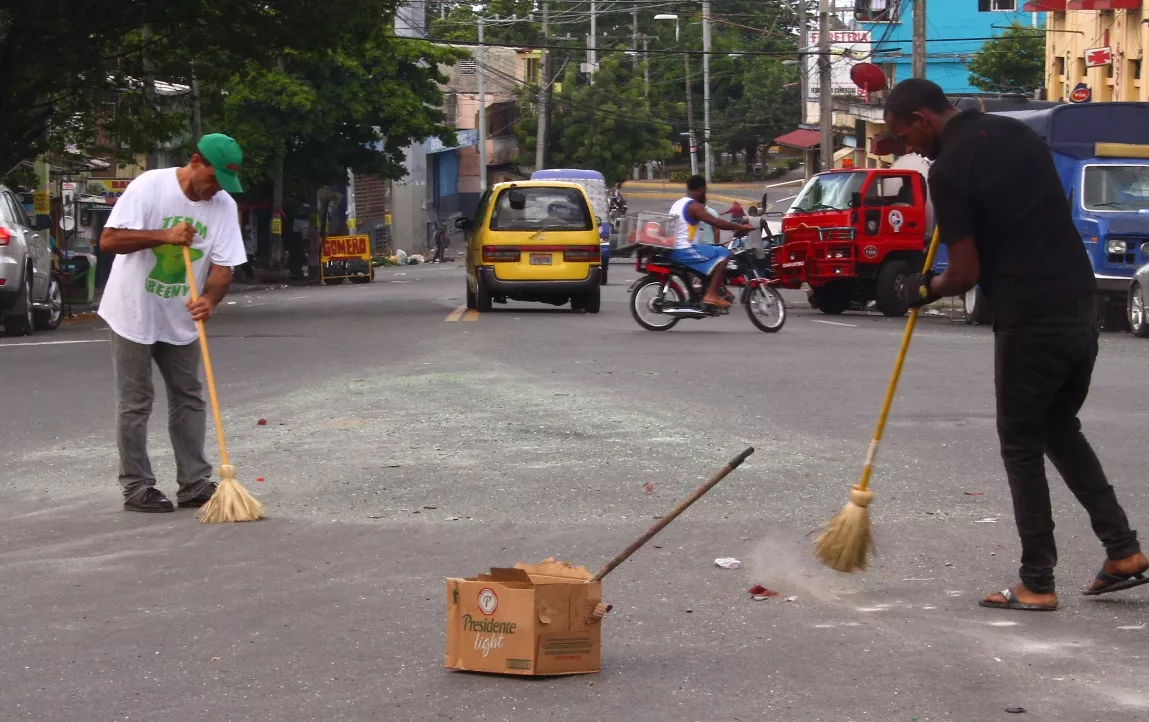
[955,102,1149,327]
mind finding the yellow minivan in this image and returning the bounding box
[458,181,602,313]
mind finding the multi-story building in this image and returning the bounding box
[1041,1,1148,104]
[784,1,1051,170]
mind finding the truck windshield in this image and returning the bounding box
[790,172,866,212]
[1083,165,1149,212]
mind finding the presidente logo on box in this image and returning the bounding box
[477,587,498,615]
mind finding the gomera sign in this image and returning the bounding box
[320,234,373,284]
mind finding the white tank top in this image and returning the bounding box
[668,196,699,249]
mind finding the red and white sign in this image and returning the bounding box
[1085,47,1113,68]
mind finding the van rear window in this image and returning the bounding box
[490,187,593,231]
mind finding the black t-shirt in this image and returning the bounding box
[928,109,1097,327]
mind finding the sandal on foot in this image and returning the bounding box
[978,587,1059,611]
[1083,569,1149,596]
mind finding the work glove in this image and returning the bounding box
[897,270,939,308]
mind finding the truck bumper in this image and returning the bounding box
[1096,274,1132,297]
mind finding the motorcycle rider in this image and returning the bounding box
[668,175,753,308]
[609,182,626,216]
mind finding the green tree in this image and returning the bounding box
[0,0,408,174]
[715,58,801,173]
[967,23,1046,94]
[518,58,674,185]
[430,0,538,44]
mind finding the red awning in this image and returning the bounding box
[1022,0,1066,10]
[773,129,821,150]
[1068,0,1140,10]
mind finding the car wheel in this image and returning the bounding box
[475,280,493,312]
[582,284,601,314]
[1130,283,1149,338]
[33,278,63,331]
[963,286,993,326]
[466,280,476,310]
[4,272,34,337]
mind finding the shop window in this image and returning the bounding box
[978,0,1017,10]
[1055,56,1066,78]
[854,0,899,22]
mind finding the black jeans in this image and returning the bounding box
[995,310,1140,594]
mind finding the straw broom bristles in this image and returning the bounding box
[199,464,263,524]
[813,486,874,573]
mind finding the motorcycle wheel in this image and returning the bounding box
[744,284,786,333]
[630,276,683,331]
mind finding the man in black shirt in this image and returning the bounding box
[884,78,1146,611]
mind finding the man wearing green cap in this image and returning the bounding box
[98,133,249,513]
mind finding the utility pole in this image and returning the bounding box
[478,15,487,192]
[818,0,832,173]
[702,0,713,182]
[536,3,550,171]
[642,35,650,96]
[797,0,807,125]
[631,8,639,68]
[190,60,203,144]
[589,0,597,77]
[685,54,699,177]
[912,0,927,79]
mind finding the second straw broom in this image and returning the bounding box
[814,227,942,573]
[183,246,263,524]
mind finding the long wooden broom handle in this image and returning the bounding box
[589,447,755,583]
[182,246,230,466]
[858,227,943,492]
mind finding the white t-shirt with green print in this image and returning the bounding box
[98,168,247,345]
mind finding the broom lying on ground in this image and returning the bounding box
[183,246,263,524]
[814,228,942,572]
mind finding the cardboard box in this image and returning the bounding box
[445,558,611,676]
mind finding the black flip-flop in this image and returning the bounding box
[1083,569,1149,596]
[978,587,1059,611]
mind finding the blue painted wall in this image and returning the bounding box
[859,1,1044,95]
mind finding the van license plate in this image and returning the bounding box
[530,254,552,265]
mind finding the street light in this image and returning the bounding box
[655,13,698,177]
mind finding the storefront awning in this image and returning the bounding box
[773,129,822,151]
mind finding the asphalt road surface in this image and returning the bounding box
[2,248,1148,721]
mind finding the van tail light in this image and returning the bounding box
[0,226,10,246]
[482,245,521,263]
[563,245,600,263]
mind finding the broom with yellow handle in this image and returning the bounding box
[182,246,264,523]
[814,226,943,572]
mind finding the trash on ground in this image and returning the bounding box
[257,418,267,426]
[785,596,799,602]
[445,516,462,521]
[965,490,985,496]
[256,477,265,482]
[423,505,438,510]
[446,558,608,676]
[1005,707,1027,714]
[715,557,741,569]
[643,482,655,493]
[975,518,998,523]
[748,585,779,598]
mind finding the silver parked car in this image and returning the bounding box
[1128,255,1149,338]
[0,184,62,336]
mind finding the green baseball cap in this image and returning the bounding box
[197,133,244,194]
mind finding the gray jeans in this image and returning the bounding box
[111,331,213,502]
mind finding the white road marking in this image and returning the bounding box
[776,194,797,202]
[0,339,108,348]
[812,320,857,328]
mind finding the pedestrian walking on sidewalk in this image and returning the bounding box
[886,78,1147,610]
[97,133,250,513]
[432,225,447,263]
